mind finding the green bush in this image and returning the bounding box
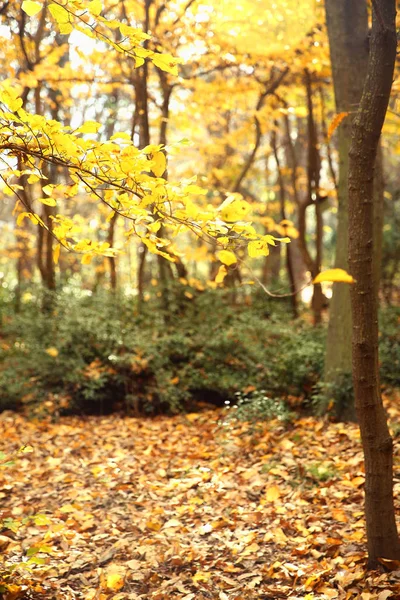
[379,306,400,388]
[225,389,293,424]
[311,371,355,420]
[0,287,398,417]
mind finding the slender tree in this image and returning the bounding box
[348,0,400,567]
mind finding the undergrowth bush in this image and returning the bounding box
[379,306,400,388]
[311,372,355,420]
[225,389,293,424]
[0,287,398,416]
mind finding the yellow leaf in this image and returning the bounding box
[331,508,348,523]
[16,212,29,226]
[216,250,237,266]
[151,151,166,177]
[215,265,227,284]
[42,184,54,196]
[163,518,181,528]
[45,347,58,358]
[110,132,131,141]
[88,0,102,16]
[147,221,161,233]
[152,52,181,76]
[192,571,211,583]
[38,197,57,207]
[81,254,93,265]
[53,244,61,265]
[266,485,281,502]
[313,268,355,285]
[327,112,349,140]
[220,197,251,222]
[351,476,365,487]
[247,239,269,258]
[241,542,260,556]
[0,86,23,112]
[59,503,76,513]
[27,174,40,184]
[76,121,101,134]
[145,520,162,531]
[21,1,42,16]
[105,570,125,592]
[48,3,73,33]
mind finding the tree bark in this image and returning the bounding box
[304,70,324,325]
[324,0,369,390]
[107,212,118,291]
[348,0,399,567]
[135,0,151,310]
[271,127,298,318]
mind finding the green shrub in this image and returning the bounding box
[311,371,355,420]
[225,389,293,424]
[0,287,398,417]
[379,306,400,388]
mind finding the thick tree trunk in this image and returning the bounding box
[348,0,399,567]
[324,0,369,391]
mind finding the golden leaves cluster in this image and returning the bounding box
[22,0,181,74]
[0,83,289,265]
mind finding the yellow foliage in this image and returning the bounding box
[220,196,251,222]
[38,197,56,207]
[53,244,61,265]
[313,269,356,285]
[152,52,182,76]
[76,121,102,134]
[48,3,73,34]
[151,151,167,177]
[45,347,59,358]
[88,0,102,16]
[21,1,42,16]
[216,250,237,266]
[327,112,349,140]
[247,239,270,258]
[215,265,228,283]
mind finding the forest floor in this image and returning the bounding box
[1,398,400,600]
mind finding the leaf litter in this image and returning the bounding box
[0,397,400,599]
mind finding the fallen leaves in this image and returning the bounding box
[265,484,281,502]
[0,394,400,598]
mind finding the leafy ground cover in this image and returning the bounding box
[1,399,400,600]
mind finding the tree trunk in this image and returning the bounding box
[135,0,151,308]
[304,69,324,325]
[348,0,399,567]
[271,127,298,318]
[324,0,369,390]
[107,212,118,291]
[373,143,384,296]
